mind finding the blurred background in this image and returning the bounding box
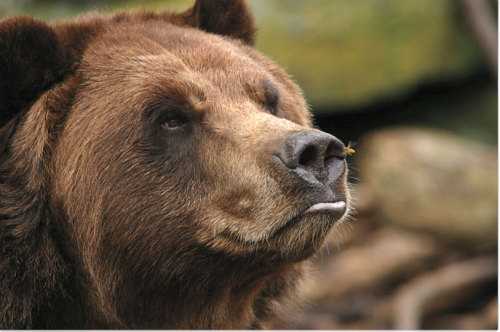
[1,0,497,329]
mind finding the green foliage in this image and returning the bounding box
[252,0,483,110]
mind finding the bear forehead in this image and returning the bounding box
[80,21,280,99]
[72,19,310,126]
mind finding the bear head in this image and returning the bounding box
[0,0,351,328]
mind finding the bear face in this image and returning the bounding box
[0,1,351,329]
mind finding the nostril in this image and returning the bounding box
[325,139,346,161]
[298,144,320,168]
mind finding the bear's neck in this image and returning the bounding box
[165,258,302,329]
[13,221,304,330]
[86,247,303,329]
[33,227,303,329]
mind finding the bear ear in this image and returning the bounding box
[185,0,256,45]
[0,17,69,126]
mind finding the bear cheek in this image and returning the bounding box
[168,125,337,250]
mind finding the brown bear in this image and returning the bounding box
[0,0,351,329]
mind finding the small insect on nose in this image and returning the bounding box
[277,131,346,185]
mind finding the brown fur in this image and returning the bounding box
[0,0,350,328]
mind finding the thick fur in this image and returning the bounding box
[0,0,349,328]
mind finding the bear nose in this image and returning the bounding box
[277,131,346,185]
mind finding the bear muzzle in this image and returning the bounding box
[274,130,348,220]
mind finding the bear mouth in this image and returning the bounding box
[270,199,347,240]
[215,199,348,247]
[304,201,346,215]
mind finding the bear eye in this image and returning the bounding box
[264,101,278,116]
[160,113,188,130]
[263,80,279,116]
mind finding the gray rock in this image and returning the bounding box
[358,127,497,250]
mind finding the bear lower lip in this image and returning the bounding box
[269,200,347,241]
[304,201,346,217]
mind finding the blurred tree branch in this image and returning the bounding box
[393,256,497,329]
[461,0,498,76]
